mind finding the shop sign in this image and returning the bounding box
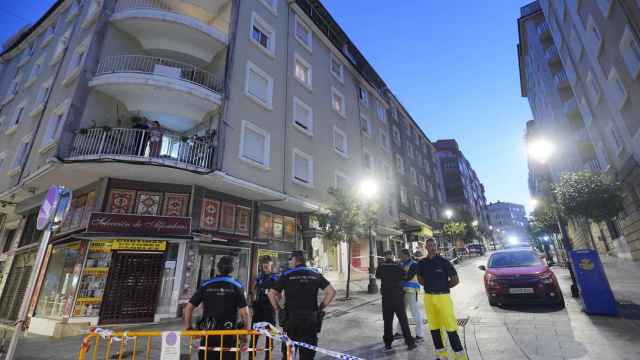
[111,239,167,251]
[89,240,113,252]
[257,249,279,259]
[86,213,191,236]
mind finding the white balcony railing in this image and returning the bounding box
[554,70,569,87]
[95,55,224,93]
[68,128,214,170]
[114,0,227,33]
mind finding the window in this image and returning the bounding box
[569,27,583,59]
[360,114,371,136]
[81,0,102,29]
[392,126,400,144]
[586,16,602,53]
[395,154,405,173]
[410,167,418,185]
[259,0,277,15]
[31,80,51,117]
[400,186,408,206]
[358,87,369,106]
[51,30,71,65]
[294,16,312,52]
[292,97,313,135]
[596,0,612,17]
[619,27,640,79]
[414,197,422,215]
[26,58,43,87]
[292,149,314,187]
[330,54,343,82]
[331,87,346,117]
[0,153,5,173]
[240,120,270,169]
[586,72,601,103]
[383,163,392,183]
[376,101,386,122]
[608,68,628,109]
[12,104,26,127]
[245,61,274,109]
[610,126,623,153]
[41,101,69,151]
[407,143,414,158]
[386,193,394,217]
[363,150,373,171]
[380,130,390,150]
[10,137,30,175]
[333,126,348,157]
[66,0,80,22]
[420,176,426,191]
[294,54,312,90]
[334,172,349,191]
[390,106,398,120]
[250,12,275,57]
[63,39,89,85]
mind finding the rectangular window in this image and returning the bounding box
[51,30,70,65]
[295,16,312,52]
[407,143,414,158]
[360,114,371,136]
[383,163,392,182]
[250,13,275,56]
[587,16,602,52]
[292,97,313,135]
[294,54,312,90]
[358,87,369,106]
[245,62,274,109]
[610,126,623,153]
[240,120,270,169]
[420,176,426,191]
[410,167,418,185]
[259,0,277,15]
[42,112,64,149]
[619,27,640,79]
[376,102,386,122]
[331,87,346,117]
[333,126,348,157]
[390,106,398,120]
[400,186,408,206]
[608,68,628,108]
[363,150,373,170]
[586,72,601,103]
[380,130,389,150]
[330,54,343,82]
[335,172,348,191]
[414,197,422,215]
[11,139,30,172]
[392,127,400,144]
[293,149,314,187]
[13,105,25,126]
[395,154,404,173]
[569,27,582,58]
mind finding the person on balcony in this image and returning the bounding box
[149,121,164,157]
[132,118,149,156]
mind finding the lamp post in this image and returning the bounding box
[528,138,580,297]
[359,179,379,294]
[444,208,455,255]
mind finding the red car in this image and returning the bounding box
[479,248,564,308]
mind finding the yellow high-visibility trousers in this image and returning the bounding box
[423,293,458,332]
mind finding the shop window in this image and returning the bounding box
[19,212,43,248]
[258,212,296,242]
[58,191,97,234]
[35,242,81,319]
[73,241,112,318]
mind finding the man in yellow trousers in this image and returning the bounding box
[417,238,467,360]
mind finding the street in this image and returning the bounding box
[11,254,640,360]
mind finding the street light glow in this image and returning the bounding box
[444,209,454,219]
[358,179,379,200]
[529,198,539,210]
[508,236,519,245]
[472,220,479,226]
[528,138,554,164]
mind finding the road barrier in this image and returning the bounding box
[78,328,274,360]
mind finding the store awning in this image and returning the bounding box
[375,225,403,237]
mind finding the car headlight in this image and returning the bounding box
[486,274,499,287]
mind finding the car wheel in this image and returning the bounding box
[488,296,499,307]
[555,294,565,309]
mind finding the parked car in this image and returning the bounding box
[479,248,564,308]
[467,244,486,256]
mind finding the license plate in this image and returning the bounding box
[509,288,534,294]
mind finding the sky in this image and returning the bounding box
[0,0,535,211]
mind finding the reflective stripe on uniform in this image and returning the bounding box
[201,276,243,288]
[283,266,318,276]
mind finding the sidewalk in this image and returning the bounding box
[462,257,640,360]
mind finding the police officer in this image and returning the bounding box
[394,248,425,342]
[268,250,336,360]
[417,238,467,360]
[183,256,251,360]
[375,250,417,352]
[251,255,278,360]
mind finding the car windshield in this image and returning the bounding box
[488,251,542,268]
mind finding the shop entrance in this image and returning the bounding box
[0,251,36,321]
[99,251,165,324]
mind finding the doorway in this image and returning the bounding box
[99,251,165,324]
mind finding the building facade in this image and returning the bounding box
[0,0,444,334]
[487,201,529,244]
[434,139,489,228]
[518,0,640,260]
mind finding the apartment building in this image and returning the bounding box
[0,0,443,334]
[518,0,640,260]
[487,201,529,244]
[434,139,488,229]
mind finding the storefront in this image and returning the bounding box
[255,208,298,273]
[0,250,37,322]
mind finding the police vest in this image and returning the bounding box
[402,259,420,292]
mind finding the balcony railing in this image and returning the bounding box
[68,128,214,170]
[537,22,550,38]
[114,0,227,33]
[554,70,569,87]
[95,55,224,93]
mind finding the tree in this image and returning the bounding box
[553,171,625,249]
[530,202,559,235]
[443,221,466,244]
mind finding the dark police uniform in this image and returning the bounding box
[271,264,330,360]
[251,272,278,360]
[189,275,247,360]
[375,259,415,347]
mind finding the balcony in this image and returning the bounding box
[554,70,569,88]
[545,46,560,64]
[563,98,579,116]
[111,0,229,63]
[537,22,550,39]
[67,127,214,171]
[89,55,223,132]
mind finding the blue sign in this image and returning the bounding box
[569,249,617,316]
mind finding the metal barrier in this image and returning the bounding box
[78,329,276,360]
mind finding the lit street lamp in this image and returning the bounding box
[359,179,379,295]
[528,138,579,297]
[444,208,454,220]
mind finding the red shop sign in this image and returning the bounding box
[86,212,191,236]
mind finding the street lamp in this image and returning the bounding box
[359,178,379,295]
[444,208,454,220]
[472,220,479,227]
[508,235,519,245]
[527,138,580,297]
[529,198,539,210]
